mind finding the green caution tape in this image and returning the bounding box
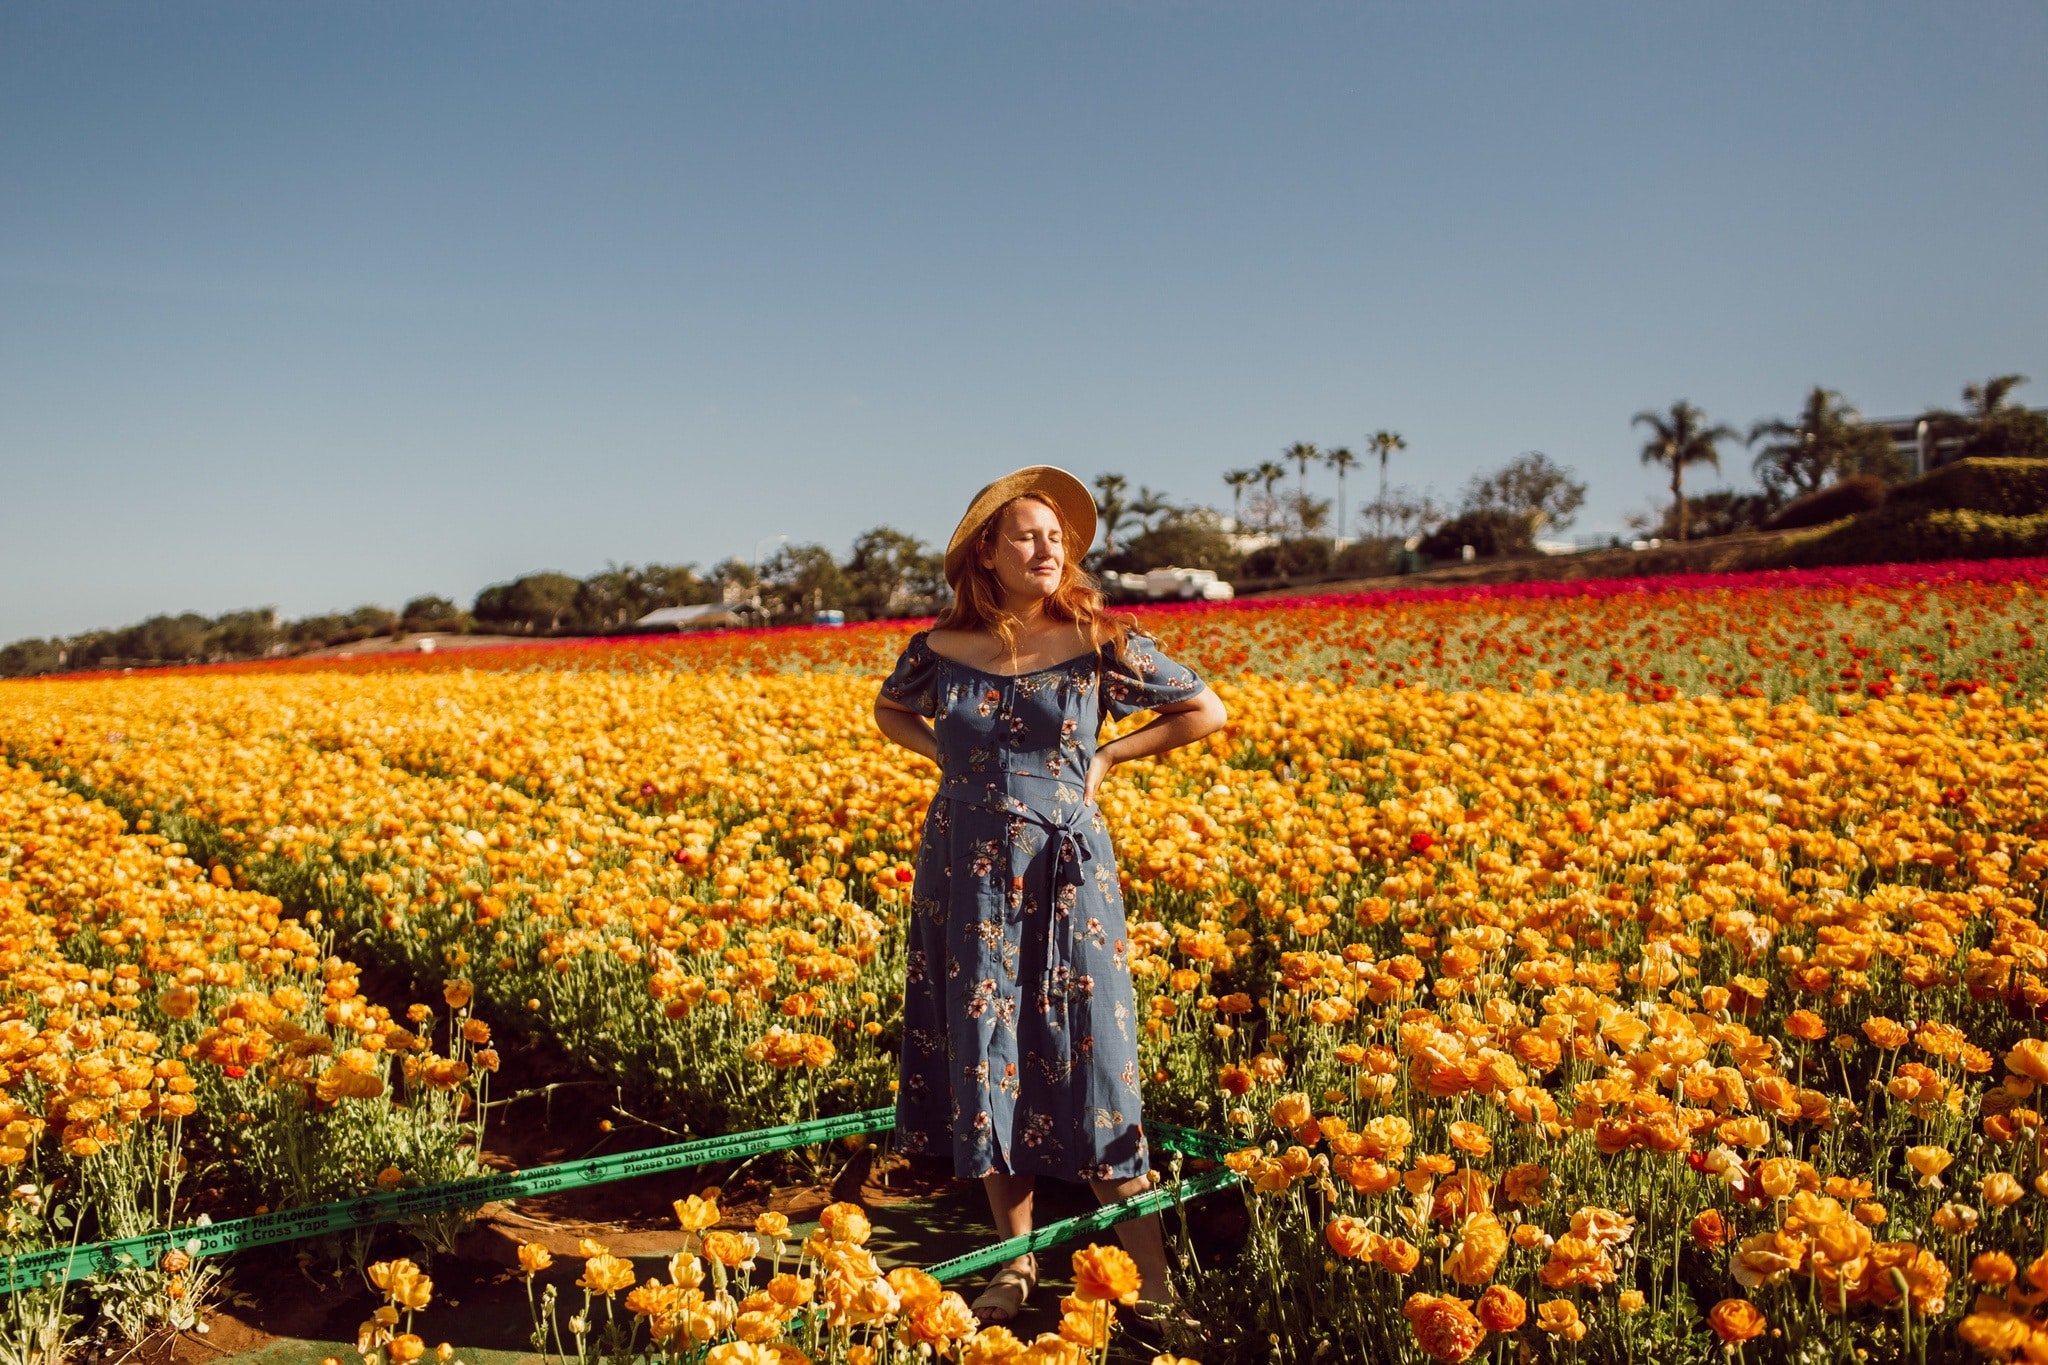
[923,1164,1243,1285]
[0,1106,895,1294]
[1,1107,1239,1297]
[1146,1119,1239,1163]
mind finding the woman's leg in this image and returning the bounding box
[1087,1173,1173,1305]
[981,1171,1039,1281]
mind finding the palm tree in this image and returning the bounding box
[1921,372,2033,438]
[1747,386,1865,499]
[1255,460,1287,533]
[1368,430,1407,536]
[1130,485,1174,535]
[1283,442,1321,533]
[1223,469,1256,530]
[1965,373,2031,418]
[1093,473,1130,557]
[1323,446,1359,549]
[1633,400,1736,543]
[1922,374,2035,467]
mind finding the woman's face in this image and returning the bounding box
[977,497,1067,606]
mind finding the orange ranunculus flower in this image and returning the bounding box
[2006,1039,2048,1085]
[442,979,474,1010]
[1071,1243,1142,1306]
[1716,1114,1771,1149]
[367,1258,423,1297]
[703,1345,780,1365]
[1474,1284,1525,1332]
[1445,1213,1507,1287]
[819,1202,872,1245]
[1708,1298,1767,1344]
[1959,1308,2034,1358]
[902,1290,978,1349]
[1971,1251,2018,1287]
[1786,1009,1828,1042]
[1905,1145,1953,1187]
[1432,1168,1493,1225]
[1534,1299,1585,1342]
[1058,1302,1113,1349]
[1336,1156,1401,1196]
[1538,1234,1616,1291]
[579,1254,637,1296]
[1402,1293,1486,1364]
[315,1058,385,1103]
[1270,1091,1313,1133]
[517,1242,553,1275]
[885,1266,943,1313]
[1446,1121,1492,1159]
[675,1194,720,1232]
[1862,1017,1908,1049]
[1757,1157,1807,1199]
[958,1327,1028,1365]
[703,1231,759,1268]
[765,1272,814,1309]
[1377,1238,1421,1275]
[625,1279,683,1321]
[1690,1209,1728,1250]
[1732,1229,1807,1290]
[1326,1215,1375,1260]
[1500,1162,1549,1207]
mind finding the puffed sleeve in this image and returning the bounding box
[878,630,941,719]
[1100,628,1207,722]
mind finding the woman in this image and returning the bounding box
[871,465,1229,1330]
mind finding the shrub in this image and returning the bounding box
[1334,537,1406,577]
[1418,509,1532,560]
[1107,511,1243,576]
[1239,537,1333,578]
[1961,407,2048,462]
[1649,490,1782,540]
[1764,475,1888,531]
[1888,456,2048,518]
[1776,503,2048,569]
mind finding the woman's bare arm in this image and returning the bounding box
[1098,689,1229,768]
[874,696,939,765]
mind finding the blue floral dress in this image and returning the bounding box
[877,625,1208,1183]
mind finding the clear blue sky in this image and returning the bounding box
[3,2,2042,642]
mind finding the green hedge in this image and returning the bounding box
[1885,456,2048,517]
[1775,503,2048,569]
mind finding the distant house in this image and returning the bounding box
[1867,408,2048,477]
[632,603,750,632]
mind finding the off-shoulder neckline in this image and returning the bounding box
[914,628,1102,681]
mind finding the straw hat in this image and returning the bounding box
[943,465,1097,587]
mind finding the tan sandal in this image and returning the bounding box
[970,1257,1037,1326]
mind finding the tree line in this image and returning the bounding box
[0,528,950,677]
[5,372,2038,677]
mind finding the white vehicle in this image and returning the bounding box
[1106,566,1234,602]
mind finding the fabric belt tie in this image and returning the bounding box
[1027,802,1094,1004]
[934,771,1094,1006]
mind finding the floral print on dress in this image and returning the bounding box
[878,625,1208,1181]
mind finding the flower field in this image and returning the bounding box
[3,558,2048,1363]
